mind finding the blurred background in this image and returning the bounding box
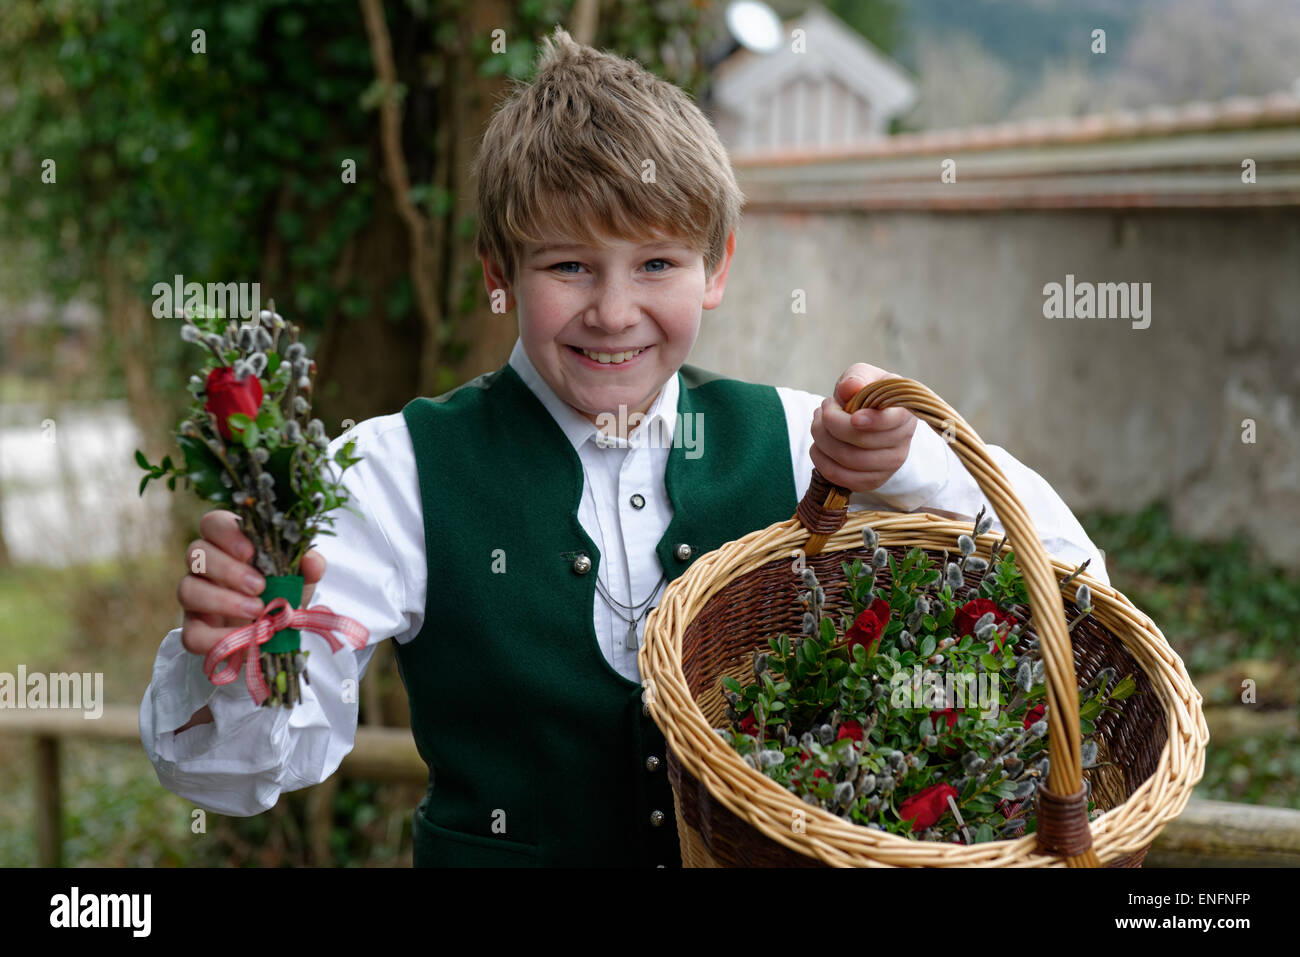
[1,0,1297,867]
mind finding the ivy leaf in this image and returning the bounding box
[722,676,743,694]
[134,449,151,469]
[918,634,936,658]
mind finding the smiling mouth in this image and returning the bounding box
[568,345,651,364]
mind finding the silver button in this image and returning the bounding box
[650,809,665,826]
[645,755,661,772]
[572,554,591,575]
[630,493,645,509]
[674,543,691,561]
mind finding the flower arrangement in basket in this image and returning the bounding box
[721,506,1138,844]
[638,375,1207,868]
[135,301,369,708]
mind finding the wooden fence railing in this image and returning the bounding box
[3,705,1298,867]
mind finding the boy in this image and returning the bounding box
[140,27,1109,867]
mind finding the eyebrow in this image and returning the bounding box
[529,241,688,257]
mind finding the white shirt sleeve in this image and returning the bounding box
[777,386,1111,588]
[138,414,425,816]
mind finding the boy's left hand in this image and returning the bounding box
[809,363,919,493]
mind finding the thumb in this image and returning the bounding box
[835,364,873,407]
[300,547,327,584]
[300,549,326,606]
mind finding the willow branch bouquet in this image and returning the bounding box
[136,301,369,708]
[722,507,1137,843]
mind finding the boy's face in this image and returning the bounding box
[481,229,735,434]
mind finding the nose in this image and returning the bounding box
[584,274,641,335]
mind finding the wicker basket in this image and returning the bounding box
[638,376,1207,867]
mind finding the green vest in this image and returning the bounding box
[396,360,797,866]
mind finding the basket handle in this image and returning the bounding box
[795,376,1101,867]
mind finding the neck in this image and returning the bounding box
[583,386,664,441]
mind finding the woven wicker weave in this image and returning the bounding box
[638,376,1207,867]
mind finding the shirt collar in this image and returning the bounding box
[508,337,679,452]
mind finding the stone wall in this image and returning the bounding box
[693,203,1300,564]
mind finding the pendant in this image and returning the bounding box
[625,619,640,651]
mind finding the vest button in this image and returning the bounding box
[650,809,665,826]
[674,543,692,561]
[645,755,661,772]
[572,554,592,575]
[630,493,645,509]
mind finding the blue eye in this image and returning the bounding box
[547,258,675,274]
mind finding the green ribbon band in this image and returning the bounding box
[259,574,303,654]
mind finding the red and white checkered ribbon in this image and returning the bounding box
[203,597,369,705]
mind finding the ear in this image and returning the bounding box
[701,231,737,311]
[481,253,515,313]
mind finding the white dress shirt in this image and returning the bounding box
[139,338,1110,816]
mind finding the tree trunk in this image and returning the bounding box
[440,0,519,382]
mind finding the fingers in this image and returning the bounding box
[815,396,913,451]
[181,614,253,657]
[808,440,902,492]
[197,509,256,564]
[810,403,910,489]
[183,537,266,598]
[178,510,266,657]
[178,572,266,622]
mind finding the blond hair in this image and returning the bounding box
[471,26,743,286]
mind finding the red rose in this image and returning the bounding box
[204,366,263,441]
[739,714,762,737]
[836,720,864,743]
[898,782,959,832]
[843,598,892,656]
[954,598,1016,651]
[1022,703,1045,730]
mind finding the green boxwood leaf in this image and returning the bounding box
[177,435,231,504]
[1109,675,1137,700]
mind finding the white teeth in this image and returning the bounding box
[579,346,646,364]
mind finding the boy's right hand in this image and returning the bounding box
[178,509,326,659]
